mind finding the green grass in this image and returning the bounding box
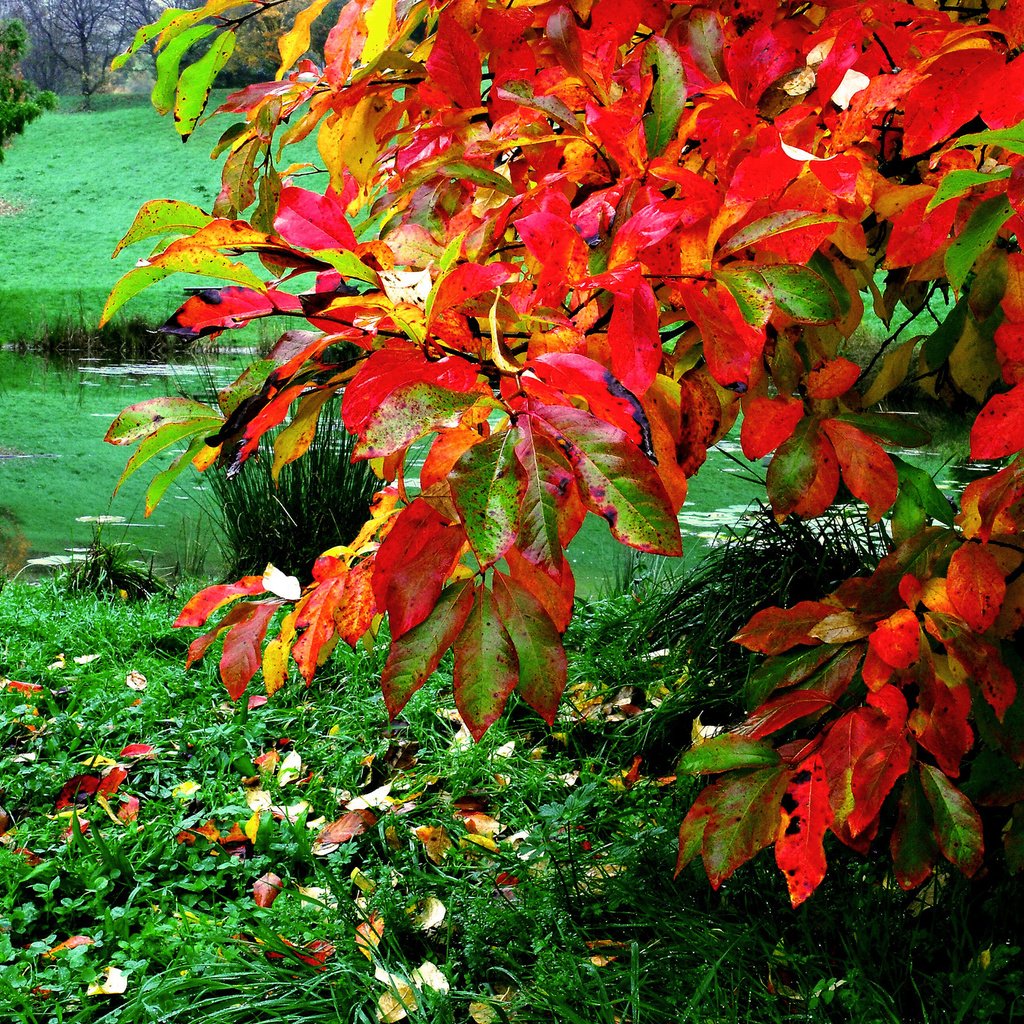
[0,578,1021,1023]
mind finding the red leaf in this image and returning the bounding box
[317,809,377,846]
[429,262,513,322]
[607,274,662,395]
[118,744,156,759]
[908,661,974,777]
[54,774,100,811]
[805,359,860,400]
[372,499,467,638]
[219,602,283,701]
[732,601,835,655]
[273,185,357,251]
[740,395,804,460]
[971,383,1024,460]
[739,689,834,740]
[343,348,481,437]
[175,576,266,628]
[504,545,576,634]
[515,208,588,305]
[292,575,348,684]
[821,419,898,522]
[775,755,834,907]
[679,281,766,390]
[425,10,482,109]
[766,421,841,520]
[822,690,911,840]
[161,287,292,340]
[528,353,653,455]
[925,612,1018,720]
[947,543,1006,633]
[868,608,921,670]
[253,872,284,908]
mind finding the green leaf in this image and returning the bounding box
[454,586,519,740]
[153,24,216,115]
[450,428,524,568]
[808,252,851,318]
[310,248,381,286]
[381,581,474,719]
[144,433,211,515]
[891,457,955,546]
[923,295,969,369]
[678,734,781,775]
[717,211,842,259]
[714,266,772,328]
[112,200,213,258]
[701,766,791,888]
[105,396,221,446]
[743,645,845,711]
[760,264,840,324]
[531,405,681,556]
[891,769,938,890]
[927,168,1012,211]
[101,250,265,326]
[642,36,686,158]
[835,412,931,448]
[945,194,1014,291]
[956,123,1024,155]
[513,417,567,573]
[174,30,237,139]
[113,416,222,495]
[356,383,484,459]
[112,6,183,70]
[493,572,567,726]
[919,764,984,876]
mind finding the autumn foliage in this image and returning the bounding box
[105,0,1024,905]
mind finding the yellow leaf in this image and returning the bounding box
[172,780,201,801]
[80,755,116,768]
[411,961,449,993]
[245,787,273,813]
[86,966,128,996]
[949,317,1000,403]
[460,834,499,853]
[94,794,123,826]
[277,0,332,79]
[356,912,384,959]
[362,0,396,66]
[409,896,446,931]
[862,336,918,406]
[351,867,377,893]
[74,654,101,666]
[319,94,390,193]
[244,811,260,843]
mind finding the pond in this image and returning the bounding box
[0,347,980,597]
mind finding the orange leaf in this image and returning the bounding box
[947,543,1006,633]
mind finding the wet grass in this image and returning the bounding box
[0,575,1021,1024]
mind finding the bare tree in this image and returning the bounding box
[9,0,169,104]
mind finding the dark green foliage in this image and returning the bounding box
[0,20,55,161]
[208,401,380,580]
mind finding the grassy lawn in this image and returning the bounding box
[1,575,1021,1023]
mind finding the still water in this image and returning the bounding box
[0,348,980,594]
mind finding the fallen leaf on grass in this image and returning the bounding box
[47,654,66,671]
[351,867,376,893]
[276,750,303,786]
[74,654,102,666]
[313,810,377,855]
[244,787,273,813]
[0,678,43,695]
[171,780,200,802]
[86,966,127,996]
[264,937,335,969]
[414,825,452,864]
[44,935,95,958]
[347,783,393,810]
[117,796,140,823]
[254,871,284,908]
[409,896,446,931]
[356,912,384,959]
[460,834,499,853]
[254,749,280,773]
[119,744,156,759]
[125,670,147,691]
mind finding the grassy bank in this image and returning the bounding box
[0,577,1020,1023]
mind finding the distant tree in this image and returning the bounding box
[10,0,165,105]
[0,18,55,160]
